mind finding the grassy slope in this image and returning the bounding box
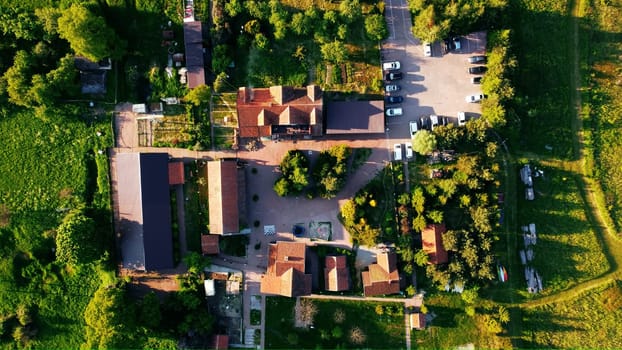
[521,281,622,348]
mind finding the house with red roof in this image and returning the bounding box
[361,252,400,296]
[236,85,323,139]
[324,255,350,292]
[260,241,312,297]
[421,223,449,264]
[207,159,248,235]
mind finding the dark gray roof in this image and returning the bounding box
[183,21,205,88]
[326,101,385,134]
[183,21,203,44]
[140,153,174,270]
[116,153,174,271]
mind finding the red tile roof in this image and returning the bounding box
[201,234,219,255]
[168,161,185,185]
[361,252,400,296]
[422,223,448,264]
[260,242,312,297]
[207,159,241,235]
[237,85,323,138]
[211,334,229,350]
[324,255,350,291]
[410,313,426,330]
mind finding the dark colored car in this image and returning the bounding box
[385,72,403,81]
[468,66,487,74]
[468,55,487,64]
[471,76,482,84]
[385,96,404,104]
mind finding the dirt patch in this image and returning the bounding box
[120,268,182,299]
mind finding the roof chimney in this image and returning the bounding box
[284,256,289,261]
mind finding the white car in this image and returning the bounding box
[457,112,466,126]
[405,144,413,159]
[409,120,419,136]
[430,115,439,130]
[465,94,486,103]
[423,42,432,57]
[386,107,403,117]
[393,143,403,161]
[382,61,401,71]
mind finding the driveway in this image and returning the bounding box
[383,0,486,143]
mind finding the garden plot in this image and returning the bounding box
[211,93,237,148]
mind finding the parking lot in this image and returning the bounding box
[382,0,487,144]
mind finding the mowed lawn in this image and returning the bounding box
[521,281,622,348]
[0,108,111,348]
[517,164,608,296]
[265,297,406,349]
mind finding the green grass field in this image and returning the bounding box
[0,106,113,349]
[521,280,622,348]
[516,163,609,295]
[265,297,405,349]
[412,293,511,349]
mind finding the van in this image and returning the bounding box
[430,115,439,130]
[393,144,403,161]
[409,120,419,136]
[457,112,466,126]
[405,144,413,159]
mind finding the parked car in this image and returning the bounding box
[393,143,403,161]
[385,72,403,81]
[457,112,467,126]
[423,42,432,57]
[385,96,404,104]
[468,55,487,64]
[471,76,482,84]
[386,107,403,117]
[465,94,486,103]
[385,84,401,92]
[430,115,439,130]
[468,66,487,74]
[453,37,462,51]
[382,61,401,71]
[409,120,419,136]
[405,144,413,159]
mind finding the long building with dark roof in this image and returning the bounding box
[115,153,174,271]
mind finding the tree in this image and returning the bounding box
[55,208,99,266]
[213,72,229,93]
[225,0,244,17]
[332,326,343,339]
[57,4,126,62]
[290,13,311,36]
[320,41,348,63]
[412,130,437,155]
[212,45,230,73]
[295,298,318,327]
[411,187,426,214]
[185,85,211,106]
[339,0,362,23]
[364,14,388,41]
[84,286,135,349]
[412,5,450,43]
[274,177,290,197]
[349,326,366,344]
[414,249,429,266]
[139,292,162,329]
[427,210,443,224]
